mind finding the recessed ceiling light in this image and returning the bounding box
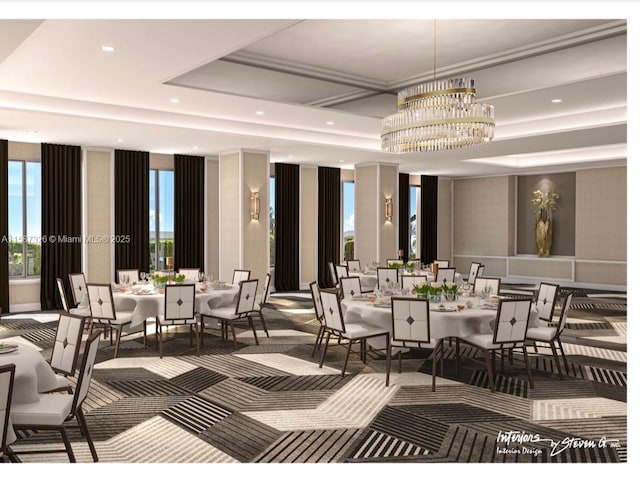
[326,121,335,126]
[192,146,199,150]
[287,155,294,159]
[339,160,345,163]
[255,111,264,116]
[169,98,180,104]
[101,45,115,53]
[26,129,38,134]
[551,99,563,103]
[116,138,125,143]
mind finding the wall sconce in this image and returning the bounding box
[385,197,393,222]
[250,191,260,220]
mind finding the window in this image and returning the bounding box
[269,176,275,267]
[342,181,354,261]
[409,185,419,259]
[149,169,174,272]
[7,160,41,277]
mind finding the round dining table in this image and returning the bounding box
[111,283,240,328]
[342,294,540,351]
[1,342,59,445]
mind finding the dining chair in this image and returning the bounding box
[251,273,272,338]
[467,262,482,286]
[477,265,485,278]
[57,278,91,318]
[318,290,391,386]
[117,269,140,285]
[45,312,87,394]
[455,298,535,392]
[435,267,456,284]
[231,269,251,285]
[68,272,88,308]
[391,297,444,391]
[335,264,349,281]
[339,276,362,300]
[473,276,501,296]
[309,281,326,357]
[526,293,573,378]
[535,282,560,322]
[400,274,428,291]
[377,267,399,288]
[201,279,260,349]
[156,284,199,358]
[10,331,101,463]
[346,259,361,272]
[178,268,200,283]
[87,283,141,358]
[0,364,16,463]
[434,260,450,268]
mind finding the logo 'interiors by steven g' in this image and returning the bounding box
[495,430,620,458]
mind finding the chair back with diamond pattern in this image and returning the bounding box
[473,277,501,296]
[468,262,482,286]
[339,276,362,300]
[69,272,88,307]
[232,269,251,285]
[87,283,117,321]
[346,260,361,272]
[536,282,559,322]
[436,267,456,284]
[492,299,532,347]
[164,284,196,322]
[51,313,86,376]
[117,269,139,285]
[434,260,449,268]
[335,264,349,281]
[391,297,431,347]
[377,267,399,288]
[319,289,346,334]
[235,279,259,316]
[401,275,428,291]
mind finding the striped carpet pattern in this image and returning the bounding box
[0,285,627,464]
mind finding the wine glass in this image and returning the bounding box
[198,271,205,283]
[140,271,146,283]
[483,285,492,299]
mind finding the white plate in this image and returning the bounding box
[0,343,19,354]
[213,285,233,290]
[373,303,391,308]
[431,306,456,312]
[351,295,370,301]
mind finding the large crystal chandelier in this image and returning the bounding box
[381,21,495,153]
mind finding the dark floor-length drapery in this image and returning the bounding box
[114,149,149,280]
[420,175,438,264]
[275,163,300,291]
[398,173,409,263]
[40,143,82,310]
[317,166,341,288]
[0,140,8,313]
[174,154,204,272]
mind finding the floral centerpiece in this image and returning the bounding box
[441,281,459,301]
[404,262,415,273]
[388,262,404,269]
[413,281,430,298]
[427,281,442,303]
[150,272,168,290]
[174,273,186,284]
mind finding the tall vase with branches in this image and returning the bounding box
[531,187,559,257]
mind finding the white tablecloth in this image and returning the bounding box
[112,284,240,328]
[1,343,59,444]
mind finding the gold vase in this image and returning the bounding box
[535,219,552,257]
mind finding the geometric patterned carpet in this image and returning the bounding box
[0,285,627,464]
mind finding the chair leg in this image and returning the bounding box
[189,325,193,347]
[157,320,164,358]
[342,339,353,377]
[522,346,535,388]
[312,325,325,357]
[432,343,438,392]
[142,324,147,349]
[319,330,332,368]
[485,351,496,392]
[557,338,570,374]
[76,408,99,462]
[549,341,563,379]
[247,315,260,345]
[59,427,76,463]
[113,328,123,358]
[195,322,200,355]
[385,333,391,387]
[155,319,159,349]
[259,310,269,337]
[361,339,367,364]
[398,351,402,373]
[455,338,460,376]
[229,321,238,349]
